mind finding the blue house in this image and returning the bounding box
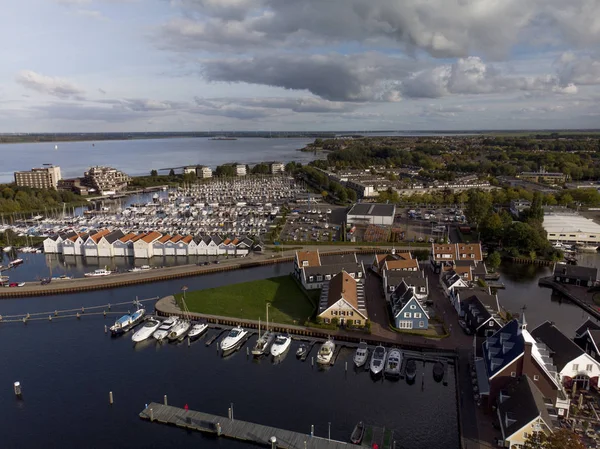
[391,281,429,330]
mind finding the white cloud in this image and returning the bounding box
[15,70,85,99]
[75,9,108,20]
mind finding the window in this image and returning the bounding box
[302,260,308,267]
[325,275,331,281]
[510,372,516,378]
[420,287,426,292]
[533,375,539,381]
[332,311,337,316]
[350,311,354,316]
[470,254,475,258]
[410,305,416,309]
[414,312,422,318]
[340,311,345,316]
[419,321,425,328]
[586,364,593,372]
[489,321,494,327]
[523,432,530,438]
[573,364,579,371]
[324,318,330,324]
[398,321,412,329]
[316,275,323,282]
[309,276,314,282]
[404,312,411,318]
[358,272,362,278]
[355,320,361,325]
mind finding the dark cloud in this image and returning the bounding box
[556,52,600,86]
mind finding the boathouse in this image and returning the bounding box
[134,231,162,258]
[552,264,597,287]
[114,232,136,257]
[97,230,125,258]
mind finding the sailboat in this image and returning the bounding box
[251,304,274,356]
[168,293,191,342]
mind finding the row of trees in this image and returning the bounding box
[301,166,356,202]
[0,185,85,214]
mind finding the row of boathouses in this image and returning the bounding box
[43,229,256,258]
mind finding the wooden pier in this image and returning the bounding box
[140,403,348,449]
[538,276,600,321]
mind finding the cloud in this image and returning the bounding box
[556,52,600,86]
[15,70,86,99]
[201,53,420,101]
[160,0,600,60]
[75,9,108,20]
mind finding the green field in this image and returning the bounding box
[176,275,316,325]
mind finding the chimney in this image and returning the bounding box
[522,342,534,377]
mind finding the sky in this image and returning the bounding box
[1,0,600,132]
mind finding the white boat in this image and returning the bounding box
[168,320,191,342]
[316,339,335,365]
[84,268,112,277]
[384,348,402,378]
[270,333,291,357]
[132,318,161,343]
[8,259,24,267]
[370,345,387,376]
[2,246,12,253]
[188,322,209,340]
[220,326,248,352]
[110,314,133,335]
[353,342,369,367]
[129,308,146,328]
[153,316,180,341]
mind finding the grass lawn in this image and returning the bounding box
[176,275,316,325]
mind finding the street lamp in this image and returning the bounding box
[328,422,331,440]
[181,285,188,302]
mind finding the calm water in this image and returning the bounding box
[0,264,458,449]
[0,138,323,182]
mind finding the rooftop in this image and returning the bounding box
[347,203,396,217]
[327,270,358,309]
[543,213,600,234]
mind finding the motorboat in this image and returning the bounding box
[370,345,387,376]
[316,339,335,365]
[350,421,365,445]
[168,320,191,342]
[296,343,308,358]
[8,259,24,268]
[385,348,402,379]
[153,316,180,341]
[84,268,112,277]
[405,359,417,381]
[188,322,209,340]
[2,246,12,253]
[132,318,161,343]
[220,326,248,353]
[270,333,291,357]
[129,308,146,328]
[353,342,369,368]
[110,314,133,336]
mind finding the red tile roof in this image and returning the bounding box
[141,231,162,243]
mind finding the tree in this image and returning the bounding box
[465,190,492,228]
[168,169,175,177]
[523,429,584,449]
[481,213,504,242]
[486,252,501,271]
[150,169,158,177]
[346,188,357,202]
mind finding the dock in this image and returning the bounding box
[486,281,505,289]
[538,276,600,321]
[140,403,348,449]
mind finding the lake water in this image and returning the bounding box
[0,137,323,183]
[0,264,458,449]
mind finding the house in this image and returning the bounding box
[295,250,365,290]
[574,318,600,363]
[187,236,198,256]
[318,271,368,326]
[371,251,413,275]
[177,235,193,256]
[197,166,212,179]
[460,290,503,337]
[431,242,483,273]
[43,233,65,254]
[235,237,253,256]
[382,270,428,302]
[236,164,247,176]
[552,263,597,287]
[83,229,110,258]
[390,281,429,330]
[153,234,171,257]
[531,321,600,390]
[97,230,125,258]
[270,162,285,174]
[165,235,183,256]
[441,270,469,299]
[114,232,136,257]
[497,375,556,449]
[477,316,570,416]
[205,235,219,255]
[133,231,162,258]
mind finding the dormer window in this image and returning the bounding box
[471,254,475,258]
[302,260,308,267]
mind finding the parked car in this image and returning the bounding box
[41,278,51,285]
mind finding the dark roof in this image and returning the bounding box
[441,270,463,288]
[472,263,488,276]
[211,235,223,245]
[103,230,125,244]
[483,320,525,378]
[391,281,414,306]
[574,318,600,338]
[588,331,600,352]
[460,288,499,312]
[386,271,427,289]
[347,203,395,217]
[498,375,553,439]
[462,296,495,331]
[553,264,598,281]
[304,262,363,277]
[531,321,584,372]
[320,253,358,265]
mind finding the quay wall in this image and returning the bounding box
[0,247,393,299]
[538,276,600,321]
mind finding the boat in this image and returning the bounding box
[370,345,387,376]
[209,136,238,141]
[251,309,274,356]
[405,359,417,381]
[132,318,162,343]
[433,361,445,382]
[270,333,291,357]
[316,339,335,365]
[84,268,112,277]
[296,343,308,358]
[153,316,180,341]
[188,322,209,340]
[129,307,146,327]
[220,326,248,353]
[8,259,24,267]
[385,348,402,379]
[2,246,12,253]
[353,342,369,368]
[167,320,191,342]
[350,421,365,445]
[576,244,599,253]
[110,314,133,335]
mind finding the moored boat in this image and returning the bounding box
[384,348,402,379]
[110,314,133,336]
[296,343,308,358]
[316,339,335,365]
[167,320,191,342]
[129,307,146,328]
[8,258,24,268]
[153,316,179,341]
[370,345,387,376]
[2,246,12,253]
[84,268,111,277]
[405,359,417,381]
[270,333,291,357]
[350,421,365,445]
[220,326,248,353]
[132,318,161,343]
[188,322,209,340]
[353,341,369,367]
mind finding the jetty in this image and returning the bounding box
[140,403,348,449]
[538,276,600,321]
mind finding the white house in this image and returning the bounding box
[164,235,181,256]
[133,231,162,258]
[440,270,469,300]
[235,237,252,256]
[205,236,219,255]
[188,237,198,256]
[236,164,247,176]
[97,230,124,258]
[114,233,136,257]
[43,233,66,254]
[383,269,429,302]
[83,230,110,258]
[153,234,171,257]
[62,232,86,256]
[176,235,192,256]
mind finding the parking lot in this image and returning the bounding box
[279,205,346,243]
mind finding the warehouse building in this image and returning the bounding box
[346,203,396,226]
[543,212,600,245]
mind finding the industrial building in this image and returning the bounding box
[543,212,600,245]
[14,164,62,189]
[346,203,396,226]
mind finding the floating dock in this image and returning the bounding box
[140,403,348,449]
